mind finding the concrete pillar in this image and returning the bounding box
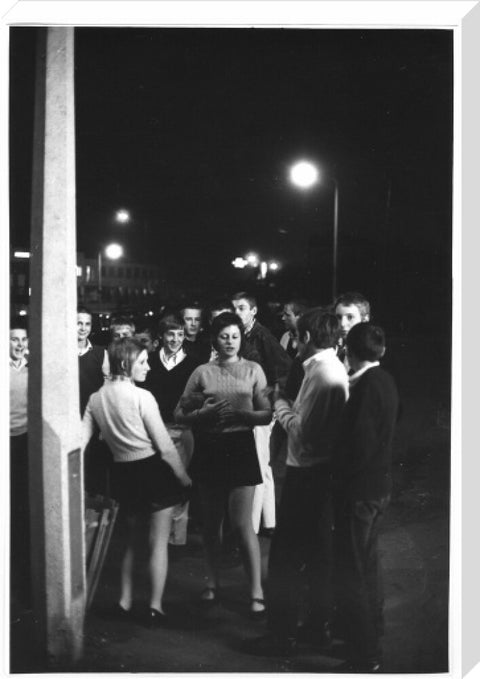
[28,27,85,668]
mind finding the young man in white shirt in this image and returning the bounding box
[247,308,348,657]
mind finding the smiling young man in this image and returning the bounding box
[138,313,200,545]
[10,317,31,605]
[77,306,109,415]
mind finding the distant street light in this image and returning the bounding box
[269,261,279,272]
[246,253,259,267]
[105,243,124,260]
[115,209,131,224]
[289,160,319,190]
[289,160,339,301]
[98,242,124,299]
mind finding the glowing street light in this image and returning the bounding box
[98,242,124,297]
[289,159,339,301]
[115,209,131,224]
[269,261,280,272]
[246,253,259,267]
[289,160,319,190]
[105,243,124,260]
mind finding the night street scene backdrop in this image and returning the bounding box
[9,26,453,673]
[10,27,452,335]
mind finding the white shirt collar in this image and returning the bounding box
[10,356,28,370]
[78,338,93,356]
[302,347,336,370]
[349,362,380,387]
[160,347,186,370]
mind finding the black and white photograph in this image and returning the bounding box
[6,1,471,674]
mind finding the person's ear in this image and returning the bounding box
[364,313,370,322]
[380,347,386,358]
[153,339,160,350]
[121,359,126,372]
[252,306,258,317]
[302,330,311,345]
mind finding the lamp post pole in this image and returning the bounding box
[289,161,340,303]
[332,178,339,302]
[97,251,102,299]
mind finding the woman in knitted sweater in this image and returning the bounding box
[175,312,272,618]
[82,337,192,626]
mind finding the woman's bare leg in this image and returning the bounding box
[119,514,136,610]
[198,484,226,595]
[149,507,174,613]
[229,485,264,607]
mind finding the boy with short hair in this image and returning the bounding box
[10,317,31,604]
[332,322,399,673]
[280,299,309,359]
[180,302,211,363]
[140,313,200,544]
[135,324,159,354]
[109,315,136,340]
[334,292,371,368]
[78,306,109,415]
[248,308,348,656]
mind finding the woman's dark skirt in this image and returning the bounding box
[190,429,262,489]
[112,452,189,515]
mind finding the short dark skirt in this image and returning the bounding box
[112,452,189,515]
[190,429,262,489]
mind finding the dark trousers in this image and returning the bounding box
[266,465,333,639]
[333,494,389,662]
[10,433,31,606]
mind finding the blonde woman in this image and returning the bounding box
[82,337,191,626]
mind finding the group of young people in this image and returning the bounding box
[10,289,399,672]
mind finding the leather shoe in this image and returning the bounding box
[145,607,168,628]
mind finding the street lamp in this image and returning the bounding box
[98,242,124,299]
[289,160,339,301]
[115,209,131,224]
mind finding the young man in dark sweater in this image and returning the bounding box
[140,313,200,544]
[78,307,110,494]
[332,322,399,673]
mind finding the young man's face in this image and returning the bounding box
[232,299,257,329]
[135,332,157,353]
[281,304,299,331]
[162,328,185,355]
[77,313,92,343]
[10,328,28,362]
[111,324,134,341]
[182,309,202,339]
[335,304,365,339]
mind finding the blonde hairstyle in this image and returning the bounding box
[108,337,144,377]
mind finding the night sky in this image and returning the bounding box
[9,27,453,331]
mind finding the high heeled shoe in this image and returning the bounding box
[145,607,168,628]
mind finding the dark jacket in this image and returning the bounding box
[79,345,105,416]
[333,366,399,500]
[243,321,292,386]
